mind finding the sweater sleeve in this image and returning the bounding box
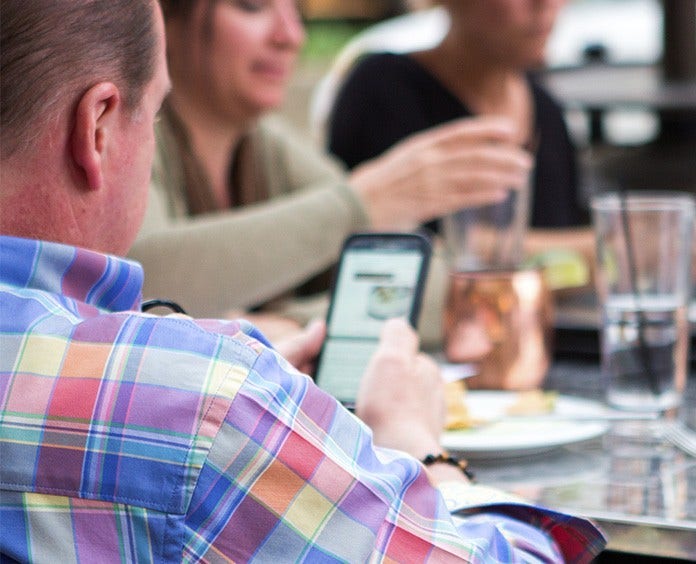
[129,118,370,318]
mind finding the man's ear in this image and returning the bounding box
[71,82,121,191]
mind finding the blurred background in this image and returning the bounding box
[282,0,696,201]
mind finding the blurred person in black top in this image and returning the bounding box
[329,0,593,260]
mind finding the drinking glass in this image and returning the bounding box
[591,191,695,412]
[442,268,554,389]
[442,186,530,271]
[441,178,553,389]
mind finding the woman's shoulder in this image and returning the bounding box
[349,52,432,84]
[337,52,446,112]
[353,52,419,70]
[527,74,565,114]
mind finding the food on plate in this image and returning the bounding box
[443,387,559,431]
[444,380,475,430]
[505,389,558,416]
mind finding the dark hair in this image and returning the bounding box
[0,0,158,158]
[157,0,218,107]
[159,0,201,20]
[159,0,217,45]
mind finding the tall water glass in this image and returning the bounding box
[591,192,695,412]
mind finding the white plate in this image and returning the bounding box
[441,391,609,459]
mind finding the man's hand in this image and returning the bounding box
[356,318,446,460]
[274,318,326,375]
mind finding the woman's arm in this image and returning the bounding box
[129,118,370,317]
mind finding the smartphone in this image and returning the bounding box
[314,232,432,407]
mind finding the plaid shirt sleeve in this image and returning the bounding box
[0,315,604,563]
[179,342,604,563]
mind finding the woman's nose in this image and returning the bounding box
[271,2,305,49]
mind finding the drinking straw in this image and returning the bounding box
[618,191,660,395]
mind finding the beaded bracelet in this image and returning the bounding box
[421,452,475,481]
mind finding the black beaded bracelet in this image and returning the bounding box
[421,452,475,481]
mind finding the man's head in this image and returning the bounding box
[0,0,170,255]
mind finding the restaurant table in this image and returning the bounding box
[461,355,696,561]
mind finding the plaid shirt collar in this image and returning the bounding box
[0,235,143,312]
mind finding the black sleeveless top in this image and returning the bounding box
[328,52,589,230]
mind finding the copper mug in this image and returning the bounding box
[443,268,554,390]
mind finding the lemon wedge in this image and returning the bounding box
[524,249,590,290]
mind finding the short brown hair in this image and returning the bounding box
[1,0,158,158]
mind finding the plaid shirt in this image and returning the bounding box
[0,236,605,562]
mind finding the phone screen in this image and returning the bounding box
[314,233,431,405]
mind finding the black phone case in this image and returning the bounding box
[313,232,432,404]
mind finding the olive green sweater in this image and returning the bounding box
[129,113,447,346]
[129,114,370,317]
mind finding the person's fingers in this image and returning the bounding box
[429,143,533,178]
[275,318,325,370]
[348,116,534,230]
[440,189,510,209]
[415,353,446,432]
[411,146,531,210]
[415,352,441,388]
[407,115,519,149]
[378,317,419,354]
[295,318,326,357]
[442,168,528,197]
[395,351,445,439]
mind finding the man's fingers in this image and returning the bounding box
[275,318,325,369]
[297,318,326,356]
[378,318,419,353]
